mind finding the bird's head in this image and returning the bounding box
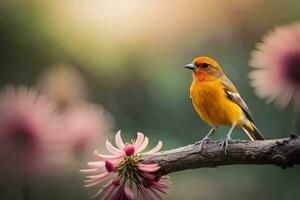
[185,56,224,81]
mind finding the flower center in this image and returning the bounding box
[11,129,33,150]
[124,145,135,156]
[117,154,142,184]
[285,54,300,85]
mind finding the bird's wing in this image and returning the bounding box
[220,75,255,123]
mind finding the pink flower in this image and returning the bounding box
[0,87,70,177]
[249,22,300,108]
[37,65,88,110]
[63,103,113,154]
[91,131,162,167]
[81,131,169,199]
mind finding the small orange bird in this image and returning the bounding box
[185,56,264,153]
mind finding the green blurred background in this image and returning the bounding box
[0,0,299,199]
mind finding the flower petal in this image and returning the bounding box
[87,161,105,168]
[151,185,168,195]
[86,172,111,180]
[137,137,149,153]
[80,168,104,174]
[133,132,145,149]
[144,141,163,155]
[115,130,125,149]
[94,150,123,161]
[159,175,171,181]
[142,172,155,180]
[90,180,113,199]
[149,188,164,200]
[154,181,171,189]
[106,140,124,155]
[139,186,155,200]
[84,172,113,187]
[138,163,160,172]
[124,186,135,200]
[110,186,124,200]
[103,185,116,200]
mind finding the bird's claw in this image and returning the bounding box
[218,137,235,154]
[196,137,212,151]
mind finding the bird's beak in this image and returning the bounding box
[184,63,197,70]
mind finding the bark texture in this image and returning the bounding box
[140,135,300,176]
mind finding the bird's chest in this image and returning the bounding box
[191,80,225,110]
[190,80,235,125]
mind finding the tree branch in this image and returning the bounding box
[140,135,300,176]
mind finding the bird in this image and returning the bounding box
[185,56,264,153]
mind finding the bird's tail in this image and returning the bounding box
[241,121,264,141]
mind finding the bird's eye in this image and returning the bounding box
[201,63,209,68]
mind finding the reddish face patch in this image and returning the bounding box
[194,69,209,81]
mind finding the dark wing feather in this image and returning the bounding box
[220,75,255,123]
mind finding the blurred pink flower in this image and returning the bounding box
[249,22,300,108]
[81,131,169,199]
[63,103,113,154]
[0,87,69,177]
[37,65,88,110]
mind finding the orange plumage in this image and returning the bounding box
[185,56,264,152]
